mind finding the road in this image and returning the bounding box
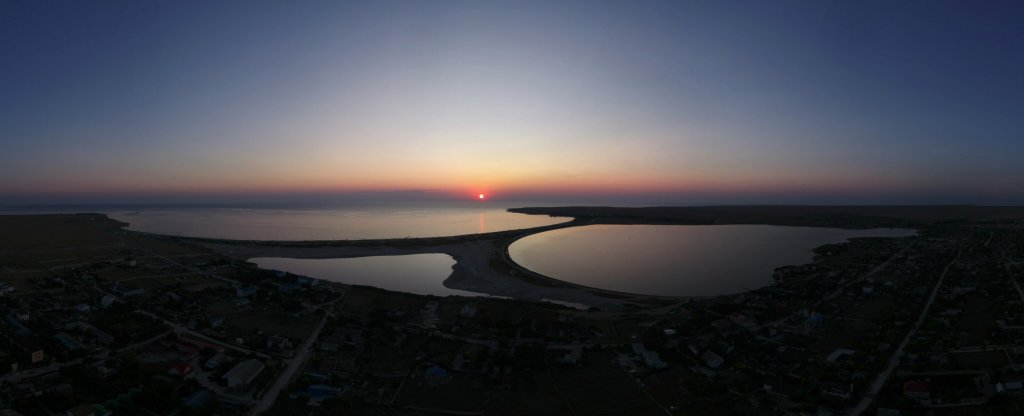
[140,247,240,286]
[249,312,329,415]
[847,250,960,416]
[133,309,271,359]
[1000,253,1024,304]
[0,359,80,384]
[0,328,172,385]
[757,242,911,331]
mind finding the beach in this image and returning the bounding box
[194,229,639,309]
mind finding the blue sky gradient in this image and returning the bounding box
[2,1,1023,204]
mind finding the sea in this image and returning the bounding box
[1,201,569,240]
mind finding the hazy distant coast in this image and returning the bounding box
[508,205,1024,228]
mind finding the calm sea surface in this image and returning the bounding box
[252,254,483,297]
[96,204,566,240]
[508,224,916,297]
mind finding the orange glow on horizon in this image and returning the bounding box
[9,163,934,201]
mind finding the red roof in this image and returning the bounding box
[171,362,193,376]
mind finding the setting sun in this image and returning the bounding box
[478,194,485,200]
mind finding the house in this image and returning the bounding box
[297,276,319,287]
[806,312,824,328]
[235,286,258,298]
[903,379,931,402]
[632,343,668,369]
[182,390,215,410]
[318,341,339,353]
[172,336,225,355]
[546,344,583,365]
[100,295,116,309]
[53,333,81,352]
[279,282,300,293]
[204,352,226,370]
[224,359,265,390]
[65,321,114,345]
[701,351,724,369]
[65,403,98,416]
[710,318,734,331]
[424,365,448,386]
[996,380,1024,394]
[169,362,194,379]
[267,335,294,357]
[94,365,117,378]
[305,384,341,406]
[821,383,853,401]
[416,302,440,330]
[728,313,757,329]
[764,381,798,398]
[5,314,31,336]
[114,284,144,297]
[827,348,856,363]
[460,304,477,318]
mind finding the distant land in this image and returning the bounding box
[509,205,1024,228]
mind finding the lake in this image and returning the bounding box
[508,224,916,297]
[252,254,483,297]
[101,204,566,240]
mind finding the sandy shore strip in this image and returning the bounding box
[197,239,633,310]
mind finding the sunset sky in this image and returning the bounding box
[2,1,1023,205]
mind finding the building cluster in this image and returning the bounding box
[3,216,1024,415]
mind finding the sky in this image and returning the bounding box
[2,1,1023,205]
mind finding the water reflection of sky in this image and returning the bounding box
[253,254,484,297]
[106,206,565,240]
[510,224,915,297]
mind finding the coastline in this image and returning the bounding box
[185,218,661,310]
[14,204,1014,310]
[214,240,635,309]
[507,205,1024,228]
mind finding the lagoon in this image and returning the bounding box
[508,224,915,297]
[252,254,483,297]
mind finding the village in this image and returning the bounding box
[2,214,1024,415]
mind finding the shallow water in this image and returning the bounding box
[509,224,915,297]
[252,254,483,297]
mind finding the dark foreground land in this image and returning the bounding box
[2,207,1024,415]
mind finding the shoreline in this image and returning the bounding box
[187,219,660,310]
[13,204,1011,310]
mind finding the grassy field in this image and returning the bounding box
[225,309,320,340]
